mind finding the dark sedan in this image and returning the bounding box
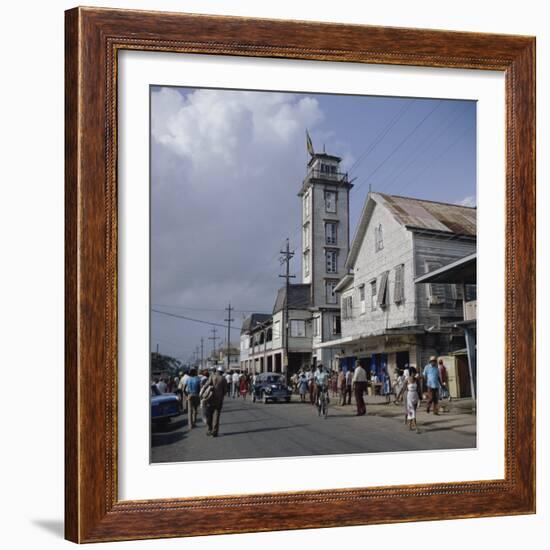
[252,373,292,404]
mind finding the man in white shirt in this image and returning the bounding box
[155,378,167,394]
[352,360,368,416]
[232,371,240,398]
[178,372,190,413]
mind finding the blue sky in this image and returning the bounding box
[150,86,476,363]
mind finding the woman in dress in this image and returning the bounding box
[298,373,309,403]
[405,366,419,431]
[239,375,249,400]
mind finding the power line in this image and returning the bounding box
[352,100,443,194]
[392,123,474,198]
[152,308,242,331]
[348,99,415,175]
[378,104,465,193]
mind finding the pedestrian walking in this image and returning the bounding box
[423,356,443,414]
[298,373,308,402]
[404,366,420,431]
[204,366,228,437]
[231,370,240,399]
[352,359,368,416]
[178,371,190,413]
[438,359,451,401]
[337,367,346,405]
[239,375,249,399]
[344,368,353,405]
[183,368,201,429]
[155,377,167,394]
[381,368,392,403]
[307,366,316,405]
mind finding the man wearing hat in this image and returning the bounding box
[423,356,443,415]
[204,365,228,437]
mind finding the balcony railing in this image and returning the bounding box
[304,168,349,185]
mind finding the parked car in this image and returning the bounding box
[151,384,181,423]
[252,373,292,404]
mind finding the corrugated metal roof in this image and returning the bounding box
[376,193,476,236]
[241,313,272,333]
[273,284,311,314]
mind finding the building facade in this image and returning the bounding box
[318,192,476,380]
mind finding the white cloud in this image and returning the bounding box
[150,87,325,349]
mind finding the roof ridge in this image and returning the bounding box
[376,192,477,209]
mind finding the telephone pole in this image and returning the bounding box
[209,327,219,363]
[225,303,234,371]
[279,238,295,380]
[200,337,204,370]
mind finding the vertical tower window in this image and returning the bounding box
[324,191,337,213]
[325,280,338,304]
[359,284,366,314]
[326,250,338,273]
[325,222,337,245]
[303,223,310,250]
[303,251,310,277]
[303,191,310,219]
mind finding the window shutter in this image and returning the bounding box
[377,271,390,307]
[394,264,404,303]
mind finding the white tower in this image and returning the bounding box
[298,148,353,366]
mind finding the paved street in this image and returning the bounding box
[151,395,476,463]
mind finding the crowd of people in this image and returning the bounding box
[152,355,451,436]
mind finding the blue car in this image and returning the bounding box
[151,384,181,423]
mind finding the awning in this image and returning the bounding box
[414,252,476,285]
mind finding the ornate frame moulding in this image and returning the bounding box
[65,6,535,543]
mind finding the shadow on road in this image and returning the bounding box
[222,423,309,436]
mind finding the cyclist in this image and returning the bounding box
[314,363,330,414]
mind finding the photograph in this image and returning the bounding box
[149,86,478,463]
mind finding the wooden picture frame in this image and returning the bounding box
[65,6,536,543]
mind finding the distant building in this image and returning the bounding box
[317,192,476,381]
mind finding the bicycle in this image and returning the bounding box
[317,385,329,419]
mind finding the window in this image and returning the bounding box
[394,264,405,303]
[313,316,320,337]
[342,295,354,319]
[332,315,341,335]
[359,284,366,314]
[272,320,281,340]
[324,191,337,213]
[290,319,306,337]
[326,250,338,273]
[303,223,310,250]
[303,251,310,277]
[303,192,310,219]
[377,271,389,308]
[325,280,338,304]
[370,279,377,310]
[375,224,384,252]
[325,222,337,245]
[425,261,446,305]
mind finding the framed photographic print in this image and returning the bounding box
[65,6,536,543]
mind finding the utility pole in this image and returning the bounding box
[225,303,234,372]
[200,337,204,370]
[209,327,219,364]
[279,238,295,381]
[156,343,159,355]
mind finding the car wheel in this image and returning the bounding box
[285,397,291,403]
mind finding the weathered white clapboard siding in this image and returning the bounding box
[341,201,416,338]
[413,233,476,327]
